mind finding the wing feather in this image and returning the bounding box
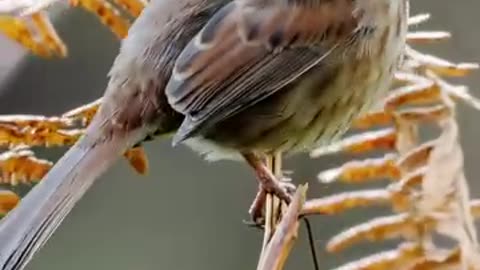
[166,0,361,144]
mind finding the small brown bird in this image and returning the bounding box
[165,0,409,218]
[0,0,408,269]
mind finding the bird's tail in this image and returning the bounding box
[0,121,144,270]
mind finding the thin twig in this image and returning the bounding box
[257,184,308,270]
[303,218,320,270]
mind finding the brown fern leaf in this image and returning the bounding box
[302,189,392,216]
[62,98,101,125]
[0,0,143,57]
[332,243,425,270]
[0,122,82,148]
[69,0,131,38]
[410,248,461,270]
[0,98,148,192]
[30,12,67,57]
[0,147,52,185]
[0,114,71,130]
[0,16,52,57]
[110,0,146,17]
[317,154,400,184]
[308,13,480,270]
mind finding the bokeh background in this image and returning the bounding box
[1,1,479,269]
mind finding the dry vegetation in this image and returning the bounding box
[1,1,479,270]
[0,0,142,57]
[303,14,480,270]
[0,97,149,219]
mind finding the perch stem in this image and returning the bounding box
[259,153,284,258]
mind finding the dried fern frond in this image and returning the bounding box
[0,102,149,208]
[0,147,52,185]
[0,0,122,222]
[0,102,149,176]
[0,0,146,57]
[332,243,425,270]
[0,13,66,57]
[1,4,479,270]
[308,13,480,270]
[68,0,131,38]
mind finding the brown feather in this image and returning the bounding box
[167,0,409,161]
[166,0,366,143]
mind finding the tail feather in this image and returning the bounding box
[0,126,144,270]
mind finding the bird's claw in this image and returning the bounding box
[247,181,297,228]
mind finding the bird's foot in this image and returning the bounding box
[247,177,296,228]
[242,152,296,228]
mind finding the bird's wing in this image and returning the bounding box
[166,0,366,144]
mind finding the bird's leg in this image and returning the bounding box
[247,184,268,226]
[243,152,295,225]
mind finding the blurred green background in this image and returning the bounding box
[0,1,479,269]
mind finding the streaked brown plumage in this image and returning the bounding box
[0,0,408,269]
[167,0,409,217]
[168,0,408,157]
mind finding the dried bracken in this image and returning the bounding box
[0,147,52,185]
[307,13,480,270]
[0,2,478,270]
[0,99,149,211]
[0,0,145,57]
[0,0,149,229]
[69,0,131,38]
[0,12,66,57]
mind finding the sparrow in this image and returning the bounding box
[0,0,409,269]
[165,0,409,219]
